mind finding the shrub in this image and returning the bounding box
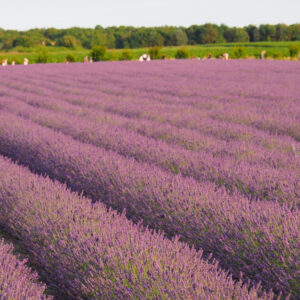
[175,48,189,59]
[233,47,246,58]
[36,50,49,63]
[272,53,283,59]
[149,46,161,59]
[14,57,23,64]
[119,49,133,61]
[66,53,75,62]
[288,44,299,57]
[90,46,107,61]
[105,52,118,61]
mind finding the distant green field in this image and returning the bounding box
[1,41,299,64]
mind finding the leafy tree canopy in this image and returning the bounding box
[0,23,299,50]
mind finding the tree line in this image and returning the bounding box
[0,23,300,50]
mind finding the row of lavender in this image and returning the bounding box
[1,97,299,207]
[0,239,49,299]
[0,112,298,297]
[4,60,300,113]
[1,88,298,171]
[0,92,299,160]
[1,64,299,157]
[1,60,299,141]
[0,155,270,299]
[1,63,299,166]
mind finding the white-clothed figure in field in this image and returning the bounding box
[23,58,29,65]
[139,54,150,61]
[89,57,93,63]
[84,56,89,63]
[139,54,146,61]
[260,50,266,60]
[223,53,229,61]
[11,60,15,66]
[1,59,8,66]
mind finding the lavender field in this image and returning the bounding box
[0,60,299,299]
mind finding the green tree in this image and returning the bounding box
[199,24,219,44]
[106,32,116,48]
[224,28,249,42]
[218,24,229,43]
[245,25,260,42]
[286,24,300,41]
[233,28,249,42]
[186,25,200,44]
[44,27,62,40]
[2,38,13,50]
[259,24,276,41]
[276,24,288,41]
[148,32,164,47]
[1,23,300,53]
[13,36,32,47]
[155,33,164,46]
[173,29,188,45]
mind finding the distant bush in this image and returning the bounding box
[90,46,107,61]
[175,48,189,59]
[233,47,246,58]
[36,50,49,63]
[149,46,161,59]
[66,53,75,62]
[288,44,299,57]
[119,49,133,61]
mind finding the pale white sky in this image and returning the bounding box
[0,0,299,30]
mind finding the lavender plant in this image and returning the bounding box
[0,239,50,299]
[0,156,270,299]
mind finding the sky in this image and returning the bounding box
[0,0,299,30]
